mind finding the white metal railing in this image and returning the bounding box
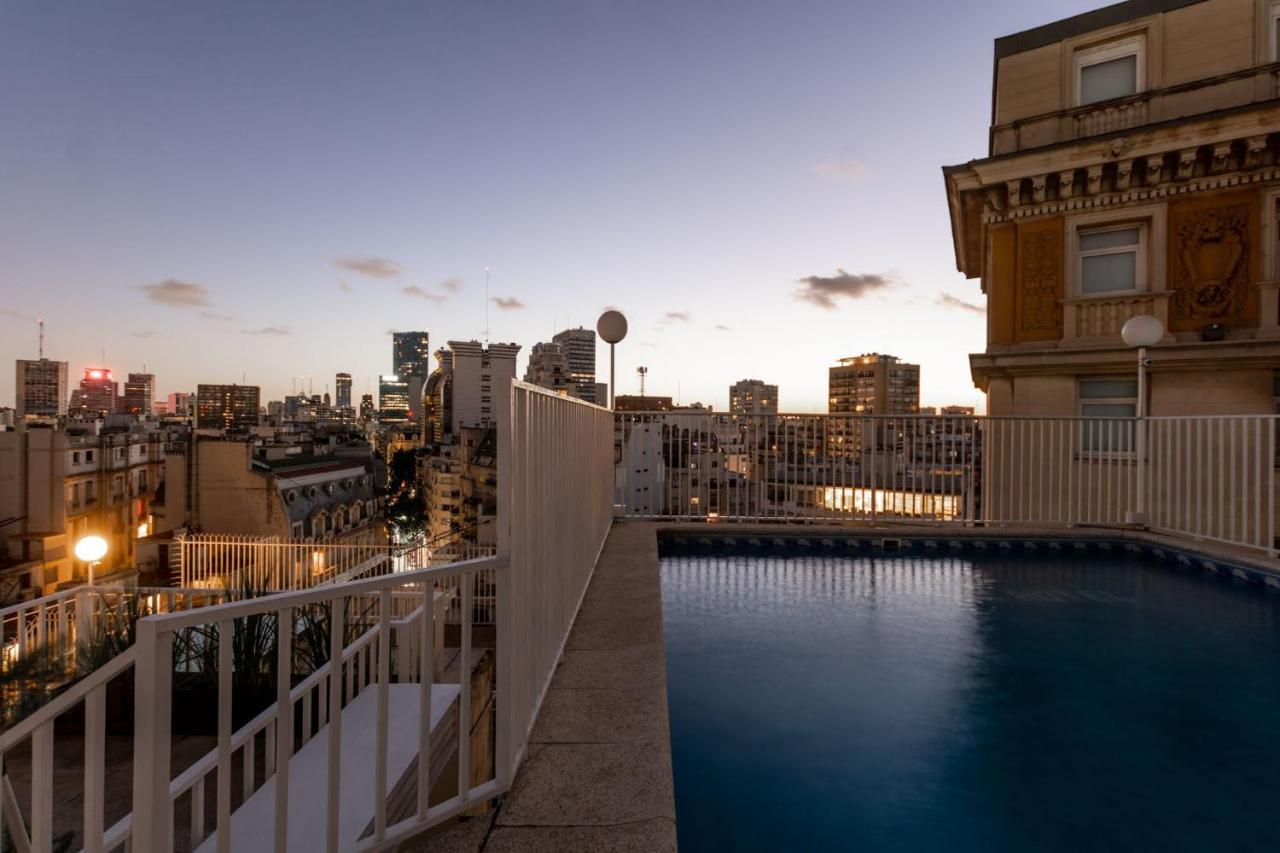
[614,412,1279,554]
[1,381,617,853]
[175,533,394,592]
[495,382,615,782]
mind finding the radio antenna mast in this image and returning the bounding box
[37,319,44,359]
[637,366,648,397]
[484,266,491,345]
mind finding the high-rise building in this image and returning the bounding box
[196,384,260,431]
[123,373,155,415]
[729,379,778,416]
[448,340,520,431]
[15,358,68,421]
[828,354,919,415]
[359,394,375,421]
[76,368,118,417]
[392,332,431,380]
[335,373,353,409]
[378,375,411,423]
[524,341,572,395]
[552,327,597,403]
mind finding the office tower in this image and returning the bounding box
[448,340,520,431]
[392,331,431,380]
[552,327,597,403]
[379,375,411,423]
[828,354,919,415]
[359,394,375,421]
[123,373,155,415]
[196,384,261,431]
[335,373,353,409]
[77,368,118,417]
[15,358,68,421]
[524,341,572,395]
[729,379,778,416]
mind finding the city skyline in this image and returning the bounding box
[0,0,1105,411]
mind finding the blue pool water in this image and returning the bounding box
[660,547,1280,852]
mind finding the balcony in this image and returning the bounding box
[1062,290,1171,343]
[5,388,1280,853]
[991,62,1280,156]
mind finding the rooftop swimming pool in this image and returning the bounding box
[660,542,1280,852]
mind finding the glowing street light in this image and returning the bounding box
[75,534,108,586]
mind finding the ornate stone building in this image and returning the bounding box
[944,0,1280,416]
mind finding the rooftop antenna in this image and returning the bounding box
[37,319,44,359]
[637,366,648,397]
[484,266,491,345]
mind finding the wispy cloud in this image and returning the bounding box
[812,160,865,180]
[936,293,985,314]
[201,311,236,322]
[441,277,463,293]
[241,326,291,336]
[715,324,731,331]
[141,278,210,308]
[662,311,691,323]
[0,308,37,321]
[338,280,354,293]
[794,269,894,309]
[491,296,524,310]
[131,330,156,339]
[335,257,402,279]
[402,285,447,302]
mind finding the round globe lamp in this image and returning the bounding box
[596,311,629,408]
[75,535,108,585]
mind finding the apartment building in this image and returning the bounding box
[0,424,167,594]
[524,341,573,395]
[729,379,779,415]
[552,327,598,403]
[944,0,1280,416]
[448,341,520,432]
[15,359,68,421]
[196,384,260,431]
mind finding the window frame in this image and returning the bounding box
[1074,221,1148,298]
[1073,35,1144,107]
[1077,377,1138,458]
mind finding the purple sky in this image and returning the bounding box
[0,0,1103,412]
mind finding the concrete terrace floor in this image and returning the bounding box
[417,522,678,852]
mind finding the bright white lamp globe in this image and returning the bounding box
[1121,314,1165,348]
[597,310,628,344]
[75,535,108,563]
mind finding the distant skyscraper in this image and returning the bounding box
[729,379,778,416]
[77,368,118,417]
[196,384,261,431]
[448,340,520,431]
[15,358,68,421]
[392,331,431,379]
[359,393,375,421]
[552,327,597,403]
[335,372,353,409]
[828,354,919,415]
[378,375,411,423]
[123,373,155,415]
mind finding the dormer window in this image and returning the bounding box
[1074,36,1142,106]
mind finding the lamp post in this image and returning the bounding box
[74,534,108,586]
[1121,314,1165,525]
[596,311,628,409]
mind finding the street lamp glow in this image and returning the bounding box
[74,535,108,563]
[1121,314,1164,348]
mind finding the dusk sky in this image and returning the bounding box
[1,0,1103,412]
